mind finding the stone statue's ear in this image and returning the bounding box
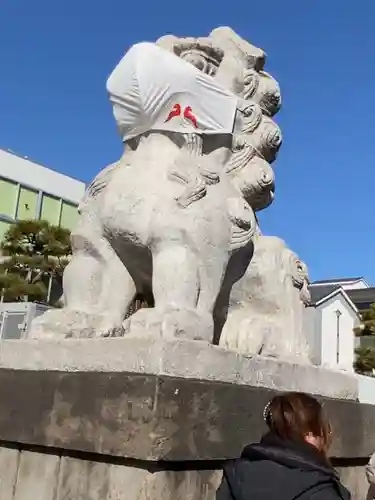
[155,35,179,52]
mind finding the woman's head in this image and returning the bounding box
[264,392,332,455]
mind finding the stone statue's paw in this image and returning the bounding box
[122,308,163,338]
[29,310,123,340]
[161,309,213,342]
[29,309,70,340]
[123,307,213,342]
[220,315,266,355]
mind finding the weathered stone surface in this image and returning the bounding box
[56,457,151,500]
[145,470,221,500]
[0,338,357,399]
[337,463,372,500]
[0,338,163,375]
[0,447,20,500]
[0,340,370,461]
[0,442,370,500]
[13,451,60,500]
[368,484,375,500]
[5,448,222,500]
[217,235,311,363]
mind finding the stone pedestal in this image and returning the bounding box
[0,338,373,500]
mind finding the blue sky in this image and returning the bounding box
[1,1,374,282]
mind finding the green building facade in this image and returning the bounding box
[0,149,86,241]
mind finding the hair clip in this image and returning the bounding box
[263,401,272,422]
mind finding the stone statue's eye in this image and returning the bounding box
[195,59,205,71]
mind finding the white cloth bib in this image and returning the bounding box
[107,42,237,141]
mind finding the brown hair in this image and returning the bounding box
[264,392,332,456]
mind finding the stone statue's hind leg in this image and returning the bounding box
[123,243,214,341]
[153,244,199,310]
[96,246,137,336]
[63,232,136,336]
[30,215,136,339]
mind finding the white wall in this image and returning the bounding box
[318,294,359,372]
[303,307,322,365]
[357,374,375,404]
[0,149,86,204]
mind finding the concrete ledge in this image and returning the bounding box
[0,339,370,461]
[0,367,371,460]
[0,338,358,400]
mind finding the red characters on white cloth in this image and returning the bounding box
[165,104,198,128]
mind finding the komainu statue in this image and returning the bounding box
[30,28,310,357]
[216,235,311,362]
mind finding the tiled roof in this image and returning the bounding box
[347,288,375,308]
[308,285,341,305]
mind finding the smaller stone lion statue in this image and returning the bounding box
[217,235,311,363]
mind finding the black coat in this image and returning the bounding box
[216,433,350,500]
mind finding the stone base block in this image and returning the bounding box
[0,338,370,461]
[0,444,371,500]
[0,445,222,500]
[0,337,358,400]
[0,338,372,500]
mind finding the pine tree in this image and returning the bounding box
[354,346,375,375]
[0,220,71,304]
[359,303,375,336]
[353,303,375,375]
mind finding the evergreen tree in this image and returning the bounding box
[354,346,375,375]
[0,220,71,304]
[353,303,375,375]
[359,303,375,336]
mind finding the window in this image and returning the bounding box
[17,187,38,220]
[0,220,11,242]
[60,201,78,230]
[41,194,61,225]
[0,178,18,218]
